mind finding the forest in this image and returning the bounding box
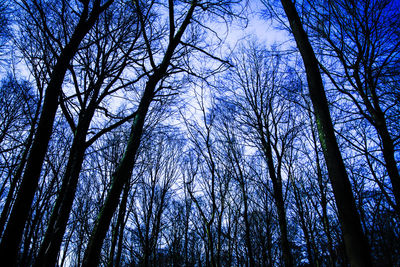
[0,0,399,266]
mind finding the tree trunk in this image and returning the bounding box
[309,108,335,266]
[82,77,156,267]
[0,112,37,236]
[242,185,255,267]
[260,133,293,267]
[81,2,197,265]
[115,188,129,267]
[108,182,129,267]
[33,110,94,267]
[375,116,400,214]
[279,0,372,266]
[0,87,41,237]
[0,3,111,263]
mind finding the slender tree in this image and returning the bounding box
[130,134,181,266]
[219,118,255,267]
[81,1,199,265]
[221,44,296,266]
[276,0,373,265]
[33,3,141,265]
[0,75,39,235]
[0,1,114,263]
[183,91,232,267]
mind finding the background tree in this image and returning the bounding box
[130,134,181,266]
[219,43,299,266]
[33,2,142,265]
[183,88,233,267]
[0,0,11,61]
[0,73,41,237]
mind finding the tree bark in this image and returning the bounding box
[114,183,129,267]
[279,0,372,266]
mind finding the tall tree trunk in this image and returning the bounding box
[279,0,372,266]
[260,133,293,267]
[374,115,400,214]
[82,2,197,265]
[0,2,112,263]
[33,110,94,267]
[0,88,41,237]
[315,142,335,266]
[82,76,155,267]
[108,182,129,267]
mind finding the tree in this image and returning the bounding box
[303,101,336,266]
[0,75,38,223]
[304,0,400,214]
[0,76,42,246]
[18,120,72,266]
[183,89,233,267]
[81,0,241,265]
[220,43,298,266]
[218,116,255,267]
[275,0,373,265]
[3,0,400,265]
[0,0,11,61]
[33,2,141,265]
[0,1,114,263]
[130,134,181,266]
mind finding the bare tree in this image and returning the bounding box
[33,2,142,265]
[0,0,11,61]
[274,0,373,265]
[183,89,233,267]
[0,75,39,236]
[0,1,114,263]
[304,0,400,214]
[81,0,241,265]
[220,43,298,266]
[129,134,181,266]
